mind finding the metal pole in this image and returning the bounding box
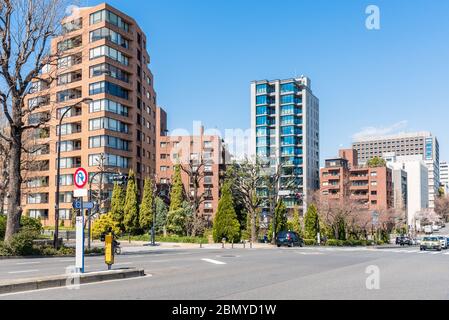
[54,100,92,249]
[88,185,92,250]
[151,179,157,246]
[54,109,66,249]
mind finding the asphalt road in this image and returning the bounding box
[1,245,449,300]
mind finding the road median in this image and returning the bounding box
[0,268,145,295]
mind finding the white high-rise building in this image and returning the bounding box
[353,132,439,209]
[386,154,429,230]
[251,76,320,213]
[440,161,448,194]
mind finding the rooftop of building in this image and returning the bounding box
[352,131,434,143]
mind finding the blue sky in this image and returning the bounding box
[84,0,449,163]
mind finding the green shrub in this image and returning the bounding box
[304,239,317,246]
[20,216,43,233]
[40,246,59,256]
[0,241,11,256]
[85,247,104,255]
[326,239,344,246]
[0,215,6,241]
[6,230,40,256]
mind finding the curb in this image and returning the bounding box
[0,253,103,261]
[0,268,145,295]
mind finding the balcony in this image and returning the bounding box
[57,70,82,86]
[57,88,82,103]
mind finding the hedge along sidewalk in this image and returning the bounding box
[0,268,145,295]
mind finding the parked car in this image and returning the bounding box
[424,225,433,234]
[437,236,447,250]
[396,236,412,246]
[420,237,442,251]
[276,231,304,248]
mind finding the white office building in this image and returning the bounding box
[385,154,429,230]
[440,162,448,194]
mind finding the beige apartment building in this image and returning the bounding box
[156,107,228,223]
[22,3,157,226]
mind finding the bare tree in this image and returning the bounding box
[0,0,72,241]
[435,196,449,222]
[226,158,264,243]
[181,157,210,237]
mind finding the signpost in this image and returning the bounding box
[73,167,88,274]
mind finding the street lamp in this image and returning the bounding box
[54,98,93,249]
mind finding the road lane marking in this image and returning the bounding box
[431,252,441,255]
[201,258,226,265]
[443,252,449,255]
[8,269,39,274]
[16,262,41,266]
[58,259,74,262]
[114,262,132,266]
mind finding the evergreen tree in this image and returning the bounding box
[166,201,191,236]
[268,199,288,241]
[212,182,241,243]
[304,204,319,240]
[110,182,126,231]
[123,170,139,235]
[169,164,184,212]
[291,206,303,237]
[139,178,154,232]
[154,197,168,234]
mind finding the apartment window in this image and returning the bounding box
[58,157,81,169]
[59,192,74,204]
[59,174,73,186]
[58,209,71,220]
[58,140,81,152]
[89,153,130,168]
[89,135,130,151]
[90,45,129,66]
[29,210,48,219]
[89,81,129,100]
[89,99,129,117]
[90,63,130,83]
[89,117,129,134]
[57,88,81,102]
[371,181,378,186]
[204,176,213,185]
[90,9,130,32]
[160,166,168,172]
[57,36,82,51]
[27,193,49,204]
[28,96,50,109]
[57,70,82,85]
[58,53,82,69]
[26,177,49,188]
[90,27,129,48]
[370,171,378,177]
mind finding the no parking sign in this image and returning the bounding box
[74,168,88,189]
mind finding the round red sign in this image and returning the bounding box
[74,168,88,189]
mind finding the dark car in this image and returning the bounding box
[276,231,304,248]
[396,236,412,246]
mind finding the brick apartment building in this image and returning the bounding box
[156,107,228,222]
[22,4,158,226]
[320,149,394,211]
